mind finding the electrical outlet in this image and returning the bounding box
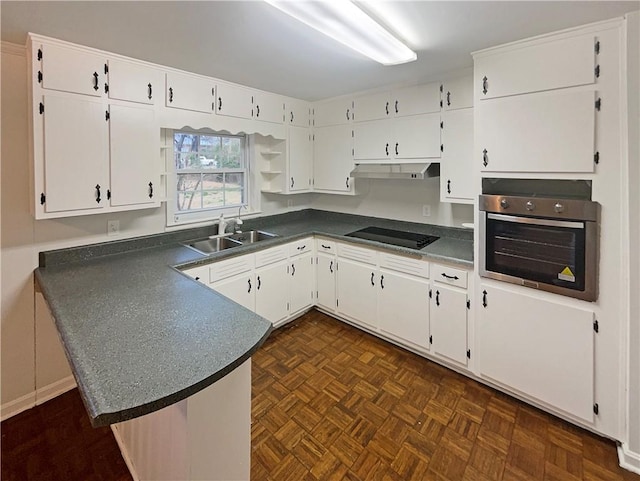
[107,220,120,236]
[422,205,431,217]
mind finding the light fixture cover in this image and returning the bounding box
[265,0,417,65]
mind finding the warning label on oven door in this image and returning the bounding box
[558,267,576,282]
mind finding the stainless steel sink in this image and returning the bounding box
[184,236,243,255]
[227,230,278,244]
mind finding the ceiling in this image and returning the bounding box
[1,1,638,101]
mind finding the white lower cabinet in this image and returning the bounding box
[430,285,468,365]
[336,258,378,329]
[478,283,595,422]
[378,269,430,351]
[255,260,290,326]
[289,251,315,315]
[212,272,255,311]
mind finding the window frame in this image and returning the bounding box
[166,130,250,226]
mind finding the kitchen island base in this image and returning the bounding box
[111,360,251,481]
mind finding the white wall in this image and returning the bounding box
[625,9,640,464]
[311,177,474,227]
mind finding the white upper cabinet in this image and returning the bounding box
[166,71,215,114]
[440,108,474,203]
[286,98,310,127]
[441,75,474,111]
[394,83,441,117]
[109,103,159,207]
[313,97,353,127]
[253,91,284,124]
[353,91,392,122]
[40,94,109,213]
[287,126,313,192]
[107,59,163,105]
[394,114,441,159]
[475,33,597,100]
[39,43,106,97]
[478,89,596,173]
[215,82,253,119]
[313,125,354,192]
[353,120,390,161]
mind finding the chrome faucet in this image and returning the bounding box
[232,205,248,233]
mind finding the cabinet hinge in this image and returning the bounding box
[105,110,110,121]
[336,298,339,307]
[40,193,46,205]
[440,144,444,153]
[39,102,44,114]
[595,98,602,111]
[37,71,42,83]
[104,83,109,94]
[439,84,443,93]
[467,349,471,359]
[107,189,111,200]
[593,403,599,415]
[429,335,433,344]
[440,100,443,108]
[593,319,599,333]
[595,65,600,78]
[104,63,109,75]
[595,40,600,55]
[429,289,432,299]
[440,121,444,129]
[352,130,354,138]
[316,290,318,298]
[466,299,471,309]
[37,48,43,61]
[352,148,354,156]
[594,152,600,165]
[287,302,290,311]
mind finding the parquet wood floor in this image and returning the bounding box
[2,309,637,481]
[251,310,640,481]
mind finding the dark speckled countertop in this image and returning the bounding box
[36,209,473,427]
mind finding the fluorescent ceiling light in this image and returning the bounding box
[265,0,417,66]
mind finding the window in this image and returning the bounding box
[170,131,247,224]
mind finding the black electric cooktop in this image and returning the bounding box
[345,226,439,250]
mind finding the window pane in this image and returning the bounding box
[202,190,225,209]
[225,172,245,205]
[176,174,202,211]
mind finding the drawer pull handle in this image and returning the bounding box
[297,245,306,250]
[380,275,384,289]
[95,184,102,203]
[93,72,99,91]
[482,290,488,308]
[370,272,375,286]
[329,260,333,273]
[321,244,331,250]
[148,83,153,100]
[436,290,440,306]
[441,273,459,280]
[257,276,261,290]
[291,264,295,276]
[248,278,252,293]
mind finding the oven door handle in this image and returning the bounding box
[487,213,585,229]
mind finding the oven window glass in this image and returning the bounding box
[485,217,586,291]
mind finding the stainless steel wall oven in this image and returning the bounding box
[479,194,600,301]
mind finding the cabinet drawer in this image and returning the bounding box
[209,255,254,283]
[432,263,468,289]
[338,243,377,265]
[379,252,429,279]
[289,238,313,257]
[315,238,336,254]
[183,265,209,284]
[255,245,288,268]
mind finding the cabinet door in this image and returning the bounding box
[353,120,391,161]
[287,126,312,192]
[286,98,310,127]
[215,83,252,119]
[109,104,159,207]
[476,33,596,100]
[255,261,289,325]
[442,76,473,111]
[212,274,255,312]
[393,83,440,117]
[378,270,430,350]
[430,285,468,365]
[254,92,284,124]
[353,91,391,122]
[478,89,596,173]
[42,94,109,213]
[40,43,105,97]
[336,259,378,329]
[313,98,352,127]
[108,59,161,105]
[289,252,314,314]
[313,125,353,192]
[166,72,214,114]
[441,109,474,203]
[394,113,441,160]
[316,253,336,311]
[478,284,594,422]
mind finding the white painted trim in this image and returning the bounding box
[618,443,640,475]
[0,391,36,421]
[111,424,140,481]
[35,375,76,405]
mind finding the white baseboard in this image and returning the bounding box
[618,442,640,475]
[0,391,36,421]
[35,375,76,405]
[111,424,140,481]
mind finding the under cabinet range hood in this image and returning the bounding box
[349,163,440,180]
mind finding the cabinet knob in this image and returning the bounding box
[554,202,565,213]
[500,198,509,209]
[526,200,535,211]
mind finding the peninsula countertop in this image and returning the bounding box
[36,209,473,427]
